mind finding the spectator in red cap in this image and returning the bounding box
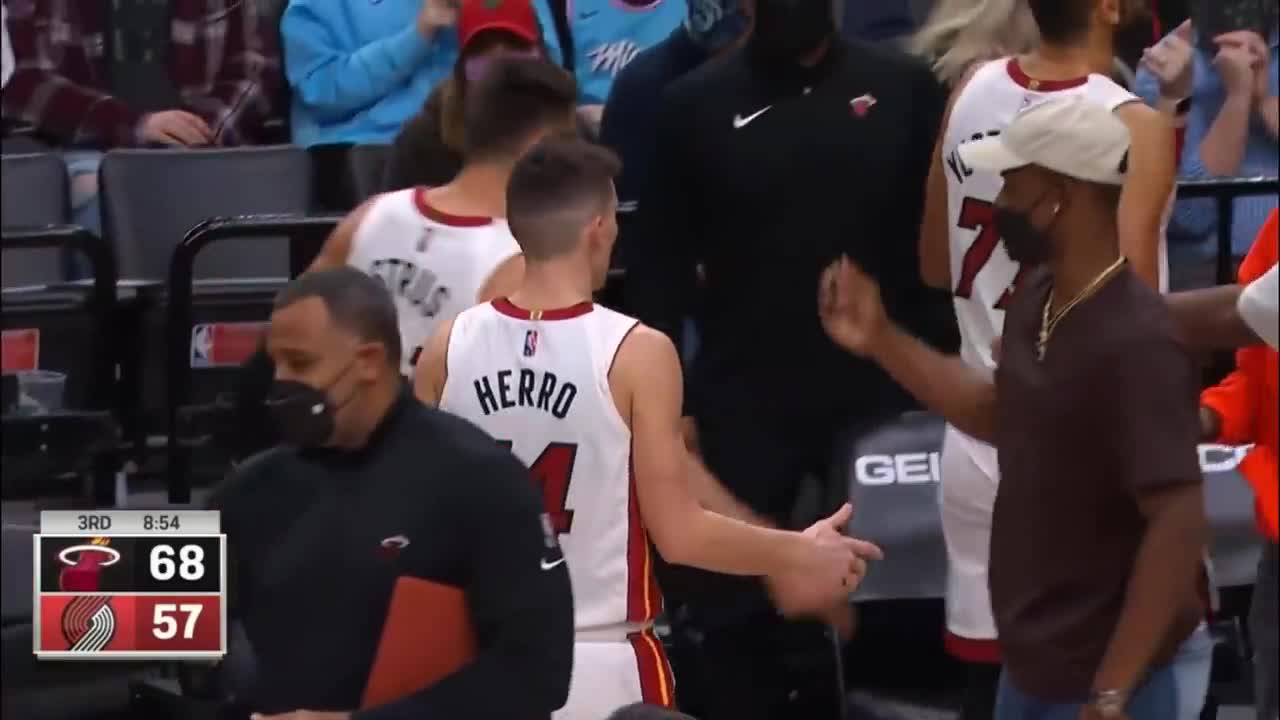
[384,0,549,190]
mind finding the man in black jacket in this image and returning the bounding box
[213,268,573,720]
[624,1,955,717]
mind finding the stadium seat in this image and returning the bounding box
[1,154,70,288]
[348,144,392,203]
[100,145,311,280]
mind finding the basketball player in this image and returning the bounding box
[414,139,882,720]
[308,57,578,376]
[913,2,1175,713]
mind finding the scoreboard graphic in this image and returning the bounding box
[33,510,226,660]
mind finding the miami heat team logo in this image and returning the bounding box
[57,537,120,592]
[850,94,878,118]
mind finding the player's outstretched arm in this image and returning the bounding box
[412,315,455,407]
[820,256,997,444]
[616,326,872,594]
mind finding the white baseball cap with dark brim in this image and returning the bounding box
[958,95,1133,186]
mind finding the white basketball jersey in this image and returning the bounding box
[439,300,662,632]
[944,58,1147,373]
[347,188,521,377]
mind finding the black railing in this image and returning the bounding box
[1175,176,1279,284]
[1,225,120,502]
[165,214,340,503]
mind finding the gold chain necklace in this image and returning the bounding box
[1037,256,1127,361]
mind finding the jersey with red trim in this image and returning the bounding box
[942,57,1155,475]
[347,187,520,377]
[944,58,1151,373]
[438,299,661,631]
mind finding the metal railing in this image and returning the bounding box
[1174,176,1279,284]
[165,214,341,503]
[1,225,120,502]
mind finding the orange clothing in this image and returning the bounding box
[1201,210,1279,541]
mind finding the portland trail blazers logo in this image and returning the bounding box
[60,595,117,652]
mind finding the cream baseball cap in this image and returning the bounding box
[958,95,1132,185]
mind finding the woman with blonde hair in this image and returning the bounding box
[910,0,1040,86]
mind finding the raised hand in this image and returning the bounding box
[767,504,883,617]
[1212,34,1260,99]
[818,255,889,356]
[1140,21,1195,100]
[418,0,458,38]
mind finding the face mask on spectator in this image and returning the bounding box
[465,48,540,84]
[685,0,750,50]
[995,193,1061,268]
[750,0,834,64]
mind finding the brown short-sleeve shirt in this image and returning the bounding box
[990,266,1204,700]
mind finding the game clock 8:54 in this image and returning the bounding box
[131,537,221,593]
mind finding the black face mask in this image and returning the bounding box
[265,360,356,448]
[995,194,1060,268]
[750,0,834,65]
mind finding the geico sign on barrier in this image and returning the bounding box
[854,444,1253,486]
[855,452,942,486]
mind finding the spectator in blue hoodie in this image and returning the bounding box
[535,0,686,122]
[282,0,462,147]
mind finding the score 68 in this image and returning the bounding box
[131,536,222,593]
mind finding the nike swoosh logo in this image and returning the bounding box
[540,557,566,571]
[732,106,772,129]
[578,10,599,18]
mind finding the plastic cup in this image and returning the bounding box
[16,370,67,414]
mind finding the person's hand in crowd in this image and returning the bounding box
[1199,406,1222,441]
[1213,32,1263,100]
[818,255,889,357]
[1215,30,1272,105]
[138,110,214,146]
[417,0,458,39]
[1141,20,1195,100]
[249,707,348,712]
[767,504,883,617]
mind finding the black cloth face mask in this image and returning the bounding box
[995,193,1061,268]
[749,0,834,65]
[265,360,357,448]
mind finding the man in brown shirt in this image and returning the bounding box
[818,95,1212,720]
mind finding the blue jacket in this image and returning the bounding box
[282,0,459,147]
[537,0,685,104]
[1135,30,1279,255]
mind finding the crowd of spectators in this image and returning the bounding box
[2,0,1278,719]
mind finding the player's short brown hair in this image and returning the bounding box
[507,138,622,260]
[1027,0,1094,43]
[463,57,578,162]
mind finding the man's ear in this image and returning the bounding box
[356,342,390,379]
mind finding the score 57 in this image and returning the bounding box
[132,537,222,593]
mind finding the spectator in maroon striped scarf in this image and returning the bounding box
[1,0,281,264]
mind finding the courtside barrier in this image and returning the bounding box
[1,225,119,502]
[165,215,341,503]
[1175,176,1279,284]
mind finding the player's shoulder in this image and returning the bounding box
[613,322,679,372]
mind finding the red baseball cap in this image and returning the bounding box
[458,0,541,51]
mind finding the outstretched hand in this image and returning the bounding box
[819,256,889,356]
[767,503,883,618]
